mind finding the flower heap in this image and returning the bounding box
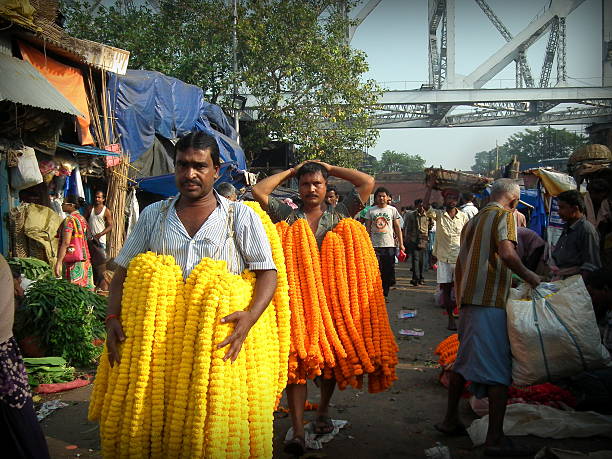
[89,207,291,459]
[434,333,459,367]
[277,217,399,393]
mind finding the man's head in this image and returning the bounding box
[414,198,424,211]
[490,179,520,210]
[295,162,328,207]
[325,184,339,206]
[216,182,237,201]
[587,178,610,204]
[94,190,105,206]
[441,189,460,210]
[174,131,220,201]
[374,187,391,207]
[462,192,475,204]
[557,190,585,222]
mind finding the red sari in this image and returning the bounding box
[60,212,94,290]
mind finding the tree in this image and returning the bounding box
[471,127,587,174]
[373,150,426,174]
[62,0,380,168]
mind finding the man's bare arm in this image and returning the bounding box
[105,266,127,366]
[498,240,539,288]
[252,169,296,211]
[326,164,375,204]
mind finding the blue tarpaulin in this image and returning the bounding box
[518,187,547,237]
[107,70,244,181]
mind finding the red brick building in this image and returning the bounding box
[329,172,443,210]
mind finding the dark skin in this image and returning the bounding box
[86,192,113,240]
[437,189,539,450]
[252,160,375,443]
[105,147,277,366]
[556,200,592,281]
[423,178,462,329]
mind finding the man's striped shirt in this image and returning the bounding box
[115,192,276,277]
[455,202,517,309]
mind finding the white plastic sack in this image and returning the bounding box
[507,276,611,386]
[10,146,43,191]
[468,403,612,446]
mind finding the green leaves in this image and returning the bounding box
[470,127,587,174]
[16,277,107,367]
[373,150,427,175]
[61,0,380,168]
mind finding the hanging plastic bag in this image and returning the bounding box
[506,276,611,386]
[10,146,43,191]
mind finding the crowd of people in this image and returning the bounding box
[2,129,612,457]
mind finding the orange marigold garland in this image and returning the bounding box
[279,216,398,393]
[435,333,459,367]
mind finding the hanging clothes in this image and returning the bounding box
[125,189,140,239]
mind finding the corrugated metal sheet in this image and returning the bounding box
[0,54,84,118]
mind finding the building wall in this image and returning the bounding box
[373,181,443,210]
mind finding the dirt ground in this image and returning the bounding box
[40,264,612,458]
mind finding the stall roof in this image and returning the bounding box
[58,142,120,157]
[0,54,84,117]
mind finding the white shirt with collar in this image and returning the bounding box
[115,191,276,277]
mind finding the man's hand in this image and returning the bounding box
[217,310,257,362]
[399,243,405,253]
[106,318,126,367]
[93,233,102,240]
[524,271,541,289]
[291,161,309,177]
[54,262,62,278]
[425,174,436,189]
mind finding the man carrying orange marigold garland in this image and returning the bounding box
[252,160,374,456]
[106,130,278,366]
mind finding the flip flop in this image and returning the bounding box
[434,422,468,437]
[313,415,335,435]
[283,435,305,457]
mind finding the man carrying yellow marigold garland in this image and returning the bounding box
[106,131,278,366]
[252,160,374,455]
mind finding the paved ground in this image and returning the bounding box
[40,264,612,458]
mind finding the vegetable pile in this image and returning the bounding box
[277,218,399,393]
[89,203,290,459]
[8,257,51,280]
[17,277,106,366]
[23,357,75,387]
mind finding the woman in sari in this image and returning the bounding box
[54,195,95,290]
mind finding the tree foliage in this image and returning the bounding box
[373,150,426,174]
[62,0,380,167]
[471,127,587,174]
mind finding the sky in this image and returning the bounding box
[349,0,603,171]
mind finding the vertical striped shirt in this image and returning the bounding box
[115,192,276,277]
[455,202,517,309]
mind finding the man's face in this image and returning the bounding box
[175,147,219,200]
[443,193,458,209]
[376,192,388,206]
[325,190,338,206]
[95,192,105,205]
[299,171,327,206]
[416,202,424,212]
[557,200,576,222]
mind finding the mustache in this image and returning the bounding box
[181,180,202,187]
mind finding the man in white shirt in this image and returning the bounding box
[365,187,404,298]
[459,192,478,220]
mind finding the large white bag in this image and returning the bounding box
[10,146,43,191]
[507,276,611,386]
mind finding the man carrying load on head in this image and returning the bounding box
[424,179,469,331]
[106,131,278,367]
[252,160,374,456]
